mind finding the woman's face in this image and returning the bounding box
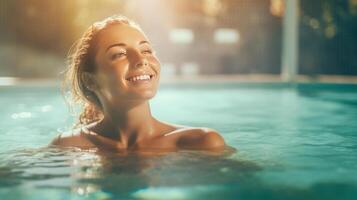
[92,24,160,103]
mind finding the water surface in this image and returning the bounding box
[0,83,356,200]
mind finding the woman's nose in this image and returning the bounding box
[136,57,149,68]
[131,50,148,68]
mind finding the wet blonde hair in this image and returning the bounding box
[63,15,143,127]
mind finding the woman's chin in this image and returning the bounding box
[128,89,157,100]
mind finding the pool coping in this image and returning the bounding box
[1,74,357,86]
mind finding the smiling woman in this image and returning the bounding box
[50,15,226,152]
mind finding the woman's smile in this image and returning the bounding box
[126,73,155,83]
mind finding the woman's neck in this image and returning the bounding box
[96,100,157,148]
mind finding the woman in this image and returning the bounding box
[51,15,226,152]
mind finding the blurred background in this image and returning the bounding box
[0,0,356,83]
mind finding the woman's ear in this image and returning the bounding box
[82,72,98,91]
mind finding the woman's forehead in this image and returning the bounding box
[96,24,149,49]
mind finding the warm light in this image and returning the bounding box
[270,0,285,17]
[349,0,357,14]
[202,0,223,17]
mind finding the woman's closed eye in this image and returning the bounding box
[142,49,153,55]
[110,49,154,60]
[111,51,126,60]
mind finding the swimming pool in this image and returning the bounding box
[0,82,356,200]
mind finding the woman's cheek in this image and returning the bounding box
[151,57,161,71]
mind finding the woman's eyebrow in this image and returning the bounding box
[139,40,150,45]
[105,41,150,52]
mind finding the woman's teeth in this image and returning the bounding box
[127,75,152,82]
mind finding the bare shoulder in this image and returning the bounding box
[153,120,225,150]
[165,126,226,150]
[198,128,226,148]
[49,126,95,148]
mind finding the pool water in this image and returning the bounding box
[0,83,356,200]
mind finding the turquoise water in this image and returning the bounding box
[0,83,356,200]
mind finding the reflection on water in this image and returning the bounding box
[0,146,261,200]
[1,146,356,200]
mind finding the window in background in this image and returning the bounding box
[160,63,177,77]
[214,28,239,44]
[181,62,200,76]
[169,29,194,44]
